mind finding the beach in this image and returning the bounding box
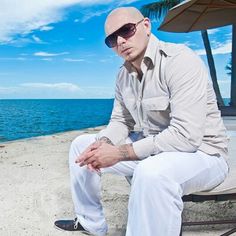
[0,119,236,236]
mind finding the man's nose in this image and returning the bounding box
[117,35,126,46]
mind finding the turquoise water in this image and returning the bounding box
[0,98,231,143]
[0,99,113,142]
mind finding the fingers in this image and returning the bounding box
[87,163,97,171]
[81,142,96,156]
[81,155,101,170]
[76,149,98,166]
[87,163,101,173]
[90,141,101,150]
[75,141,101,163]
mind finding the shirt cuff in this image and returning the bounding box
[132,136,159,159]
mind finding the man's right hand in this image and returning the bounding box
[81,136,114,172]
[76,141,101,172]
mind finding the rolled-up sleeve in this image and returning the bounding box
[97,74,135,145]
[132,47,208,159]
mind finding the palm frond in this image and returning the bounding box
[226,64,232,76]
[141,0,182,20]
[225,54,232,76]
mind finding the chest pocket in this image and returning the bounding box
[142,96,170,128]
[142,96,169,110]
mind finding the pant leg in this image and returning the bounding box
[69,133,138,236]
[126,151,229,236]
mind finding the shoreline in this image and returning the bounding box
[0,125,235,235]
[0,125,107,145]
[1,115,236,145]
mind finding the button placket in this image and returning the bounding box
[137,65,149,132]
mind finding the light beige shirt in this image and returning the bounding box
[97,34,229,160]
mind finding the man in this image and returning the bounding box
[55,7,229,236]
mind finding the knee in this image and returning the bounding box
[134,152,181,180]
[70,134,91,149]
[133,156,165,179]
[133,157,181,192]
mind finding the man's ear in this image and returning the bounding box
[143,17,151,36]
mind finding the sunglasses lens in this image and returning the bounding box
[119,23,135,38]
[105,34,117,48]
[105,23,136,48]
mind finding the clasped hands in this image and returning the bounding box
[75,141,123,172]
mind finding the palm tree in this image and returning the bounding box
[226,55,232,76]
[141,1,225,107]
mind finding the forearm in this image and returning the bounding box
[118,143,139,161]
[132,122,204,160]
[97,121,132,145]
[99,136,114,145]
[99,136,138,161]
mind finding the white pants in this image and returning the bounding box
[69,133,229,236]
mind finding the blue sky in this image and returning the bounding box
[0,0,232,99]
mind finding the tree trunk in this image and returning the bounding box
[230,24,236,107]
[201,30,225,107]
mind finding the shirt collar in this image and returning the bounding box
[144,33,159,66]
[123,34,172,73]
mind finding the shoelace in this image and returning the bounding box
[73,218,80,230]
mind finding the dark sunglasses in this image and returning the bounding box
[105,19,144,48]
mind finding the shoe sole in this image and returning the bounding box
[54,224,92,235]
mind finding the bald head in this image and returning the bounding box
[104,7,151,69]
[105,7,144,36]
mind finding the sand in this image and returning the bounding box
[0,120,236,236]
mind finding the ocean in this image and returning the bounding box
[0,98,231,143]
[0,99,113,142]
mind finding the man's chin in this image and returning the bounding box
[123,53,131,60]
[125,54,140,63]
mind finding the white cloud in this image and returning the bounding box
[195,49,206,56]
[34,51,69,57]
[80,8,113,23]
[207,28,219,35]
[184,41,198,48]
[78,37,85,41]
[2,37,32,47]
[32,35,43,43]
[212,40,232,55]
[118,0,138,4]
[64,58,85,62]
[226,32,232,38]
[40,26,54,31]
[0,0,139,43]
[0,84,115,98]
[195,40,232,56]
[21,82,81,92]
[210,40,222,48]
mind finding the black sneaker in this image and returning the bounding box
[54,217,91,234]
